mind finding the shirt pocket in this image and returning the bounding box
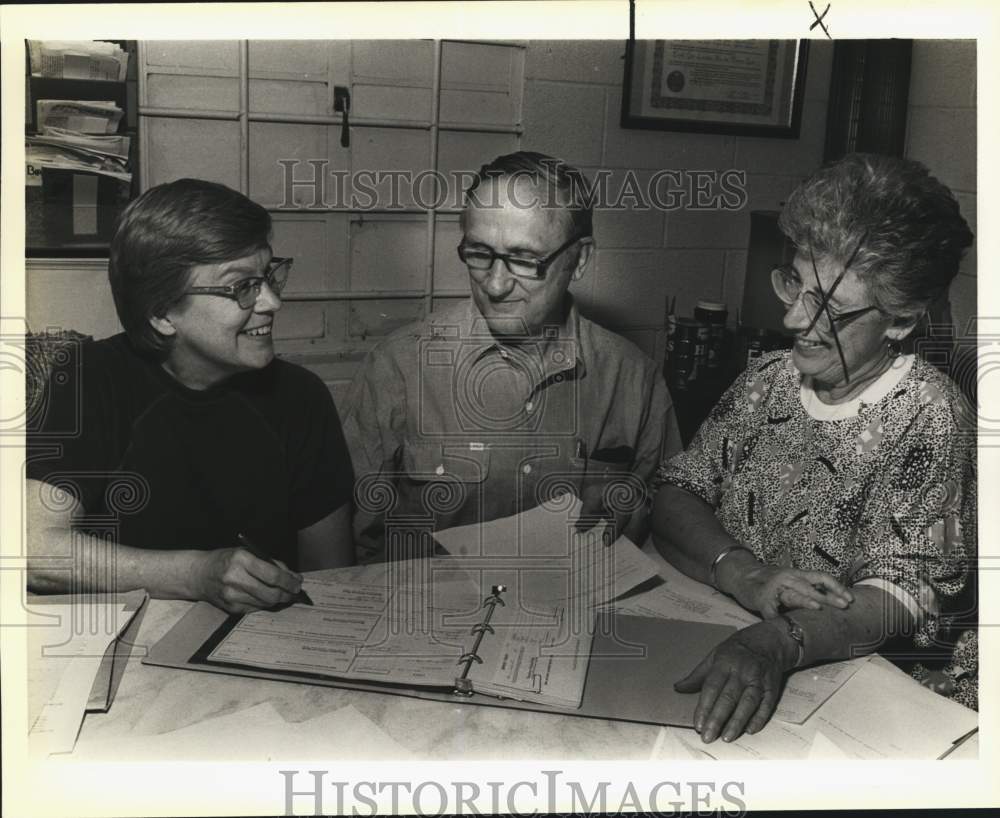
[400,439,491,517]
[568,445,643,523]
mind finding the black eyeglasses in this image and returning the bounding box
[457,234,586,281]
[185,257,293,310]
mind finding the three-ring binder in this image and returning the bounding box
[454,584,506,696]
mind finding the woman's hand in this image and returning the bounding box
[719,555,854,618]
[674,621,798,743]
[189,548,304,614]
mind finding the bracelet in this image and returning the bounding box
[777,613,806,669]
[708,544,753,590]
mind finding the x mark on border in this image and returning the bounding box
[810,1,832,38]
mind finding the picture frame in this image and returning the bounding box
[621,39,810,138]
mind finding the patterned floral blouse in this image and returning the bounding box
[655,350,978,710]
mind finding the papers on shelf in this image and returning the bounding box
[71,702,415,761]
[26,140,131,183]
[36,100,123,135]
[28,40,128,82]
[38,127,131,159]
[26,598,141,757]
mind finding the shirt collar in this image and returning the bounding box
[435,297,586,384]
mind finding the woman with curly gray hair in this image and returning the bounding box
[652,153,976,743]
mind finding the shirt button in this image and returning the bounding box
[522,463,532,475]
[525,401,534,413]
[435,464,444,476]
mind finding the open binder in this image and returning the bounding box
[146,597,736,727]
[146,518,738,726]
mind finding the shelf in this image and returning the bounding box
[25,40,138,257]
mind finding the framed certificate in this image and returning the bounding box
[622,39,810,138]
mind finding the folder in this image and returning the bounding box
[144,599,735,728]
[28,589,148,713]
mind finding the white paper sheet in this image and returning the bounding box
[72,702,415,761]
[805,656,978,760]
[649,656,977,761]
[26,602,129,756]
[209,498,655,708]
[605,555,863,724]
[432,494,661,609]
[775,657,869,724]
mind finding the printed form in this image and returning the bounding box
[208,498,659,708]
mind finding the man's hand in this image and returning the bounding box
[723,561,853,619]
[674,621,798,743]
[190,548,304,614]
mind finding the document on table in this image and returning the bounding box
[654,721,818,761]
[775,657,868,724]
[72,702,414,761]
[648,655,977,760]
[804,656,978,760]
[602,569,759,628]
[205,500,660,708]
[601,555,862,723]
[26,600,135,756]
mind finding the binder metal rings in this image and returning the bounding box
[453,585,507,696]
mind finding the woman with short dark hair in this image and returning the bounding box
[652,153,977,743]
[27,178,355,613]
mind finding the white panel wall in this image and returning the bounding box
[32,40,847,396]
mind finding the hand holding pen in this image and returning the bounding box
[190,533,313,615]
[236,533,314,607]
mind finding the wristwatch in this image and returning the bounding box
[777,614,806,668]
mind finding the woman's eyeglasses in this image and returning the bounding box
[185,257,293,310]
[457,234,584,281]
[771,266,882,328]
[770,234,884,384]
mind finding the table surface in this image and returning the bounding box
[45,556,977,763]
[71,597,671,761]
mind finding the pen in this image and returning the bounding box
[236,532,314,606]
[937,727,978,759]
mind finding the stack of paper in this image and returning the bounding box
[36,100,123,135]
[27,592,147,757]
[38,127,130,159]
[28,41,129,82]
[26,140,131,182]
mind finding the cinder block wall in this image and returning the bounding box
[903,40,978,340]
[523,40,834,361]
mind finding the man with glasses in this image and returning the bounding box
[26,179,356,613]
[343,151,681,563]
